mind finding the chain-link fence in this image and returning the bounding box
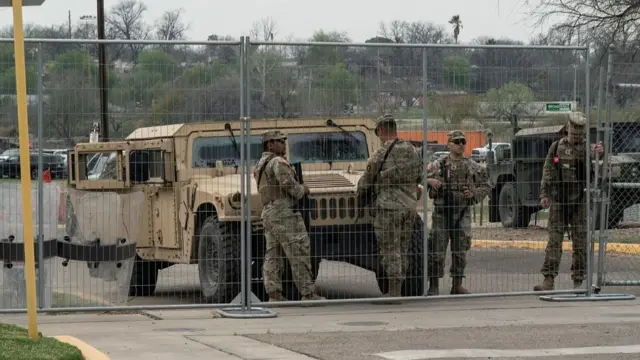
[594,52,640,289]
[4,37,627,315]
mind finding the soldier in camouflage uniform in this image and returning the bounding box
[425,130,491,295]
[253,130,325,302]
[534,113,604,291]
[356,114,423,299]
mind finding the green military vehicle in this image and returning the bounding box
[486,122,640,229]
[64,117,426,303]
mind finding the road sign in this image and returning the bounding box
[545,102,572,112]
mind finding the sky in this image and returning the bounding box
[0,0,550,44]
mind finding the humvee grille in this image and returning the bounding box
[304,173,354,188]
[309,197,357,220]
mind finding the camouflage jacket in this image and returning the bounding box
[540,137,603,202]
[357,138,423,210]
[427,154,491,207]
[253,151,305,210]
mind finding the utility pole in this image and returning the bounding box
[96,0,109,141]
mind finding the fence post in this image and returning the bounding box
[540,44,635,302]
[421,47,430,295]
[36,41,45,309]
[217,37,276,318]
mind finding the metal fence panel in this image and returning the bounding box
[0,38,609,313]
[595,53,640,288]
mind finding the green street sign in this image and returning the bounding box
[545,102,572,112]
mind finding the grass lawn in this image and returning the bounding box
[0,323,83,360]
[613,236,640,244]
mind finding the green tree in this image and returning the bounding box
[484,82,538,125]
[311,63,365,116]
[444,56,470,89]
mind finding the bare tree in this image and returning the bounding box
[106,0,150,62]
[155,8,190,53]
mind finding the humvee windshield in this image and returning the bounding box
[193,136,263,168]
[288,131,368,164]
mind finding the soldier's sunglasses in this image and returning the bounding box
[452,139,466,145]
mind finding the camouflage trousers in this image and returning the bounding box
[428,206,472,278]
[541,202,587,281]
[261,204,315,297]
[373,208,416,282]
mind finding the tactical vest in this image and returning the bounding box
[549,138,587,204]
[431,156,473,208]
[256,154,286,206]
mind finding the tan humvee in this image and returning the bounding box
[65,117,426,303]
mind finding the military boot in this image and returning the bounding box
[301,293,327,307]
[427,277,439,296]
[533,276,555,291]
[268,292,287,302]
[378,280,403,304]
[450,277,470,295]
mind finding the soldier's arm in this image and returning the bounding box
[357,148,384,190]
[271,158,306,200]
[379,144,423,184]
[470,161,491,202]
[539,141,557,199]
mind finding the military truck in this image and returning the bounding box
[64,118,425,303]
[486,122,640,229]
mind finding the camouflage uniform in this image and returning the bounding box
[426,130,491,295]
[357,115,423,297]
[534,113,600,291]
[253,130,324,302]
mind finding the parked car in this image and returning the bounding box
[0,152,67,179]
[472,142,511,163]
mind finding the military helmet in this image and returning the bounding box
[447,130,466,142]
[262,129,287,143]
[374,114,396,136]
[567,112,586,134]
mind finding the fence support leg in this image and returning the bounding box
[217,37,276,318]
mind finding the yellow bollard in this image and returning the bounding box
[11,0,39,340]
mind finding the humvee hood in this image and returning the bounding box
[192,170,362,196]
[609,154,640,164]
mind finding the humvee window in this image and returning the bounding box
[192,136,262,168]
[288,131,368,163]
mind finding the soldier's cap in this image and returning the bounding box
[262,129,287,143]
[447,130,466,142]
[567,112,586,134]
[374,114,396,135]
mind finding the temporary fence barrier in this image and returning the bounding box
[0,37,635,316]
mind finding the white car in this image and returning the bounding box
[471,142,511,163]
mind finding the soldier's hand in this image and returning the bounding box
[540,197,549,209]
[427,178,441,189]
[427,162,434,172]
[463,188,474,198]
[591,142,604,153]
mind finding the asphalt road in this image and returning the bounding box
[24,246,639,309]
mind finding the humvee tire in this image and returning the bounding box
[375,217,425,297]
[498,182,531,228]
[198,214,241,303]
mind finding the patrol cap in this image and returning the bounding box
[447,130,466,142]
[567,112,586,134]
[262,129,287,143]
[374,114,396,135]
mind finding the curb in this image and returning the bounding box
[472,239,640,255]
[53,336,110,360]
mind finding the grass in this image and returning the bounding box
[0,323,83,360]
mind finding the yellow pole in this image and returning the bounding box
[11,0,40,340]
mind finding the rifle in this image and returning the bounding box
[292,162,311,232]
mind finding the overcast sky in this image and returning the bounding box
[0,0,548,43]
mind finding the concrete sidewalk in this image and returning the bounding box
[2,295,640,359]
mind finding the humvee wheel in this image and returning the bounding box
[499,182,530,228]
[198,215,241,303]
[375,216,425,297]
[129,255,159,296]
